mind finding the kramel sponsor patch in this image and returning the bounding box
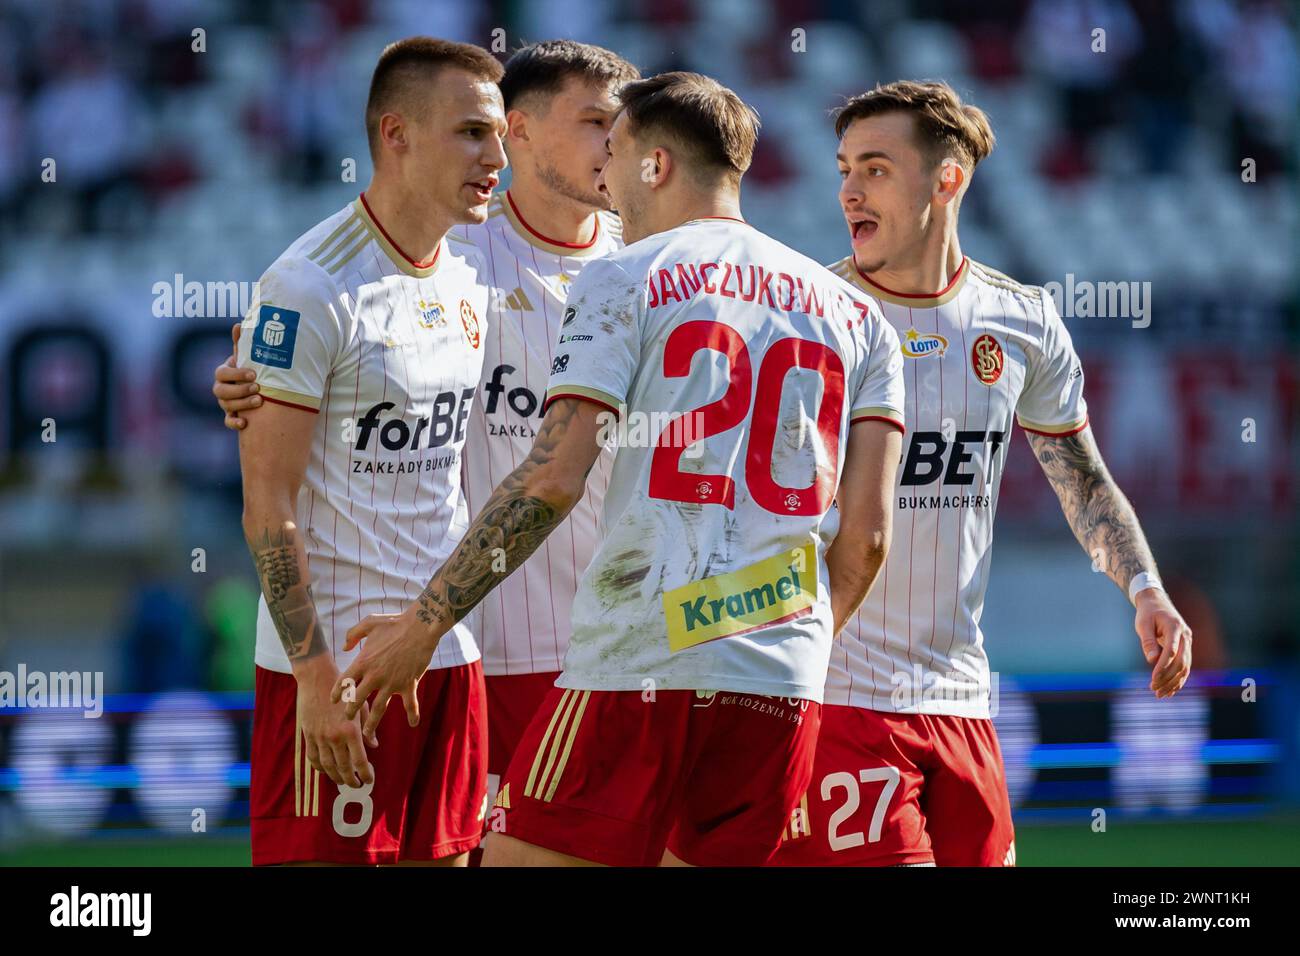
[663,543,816,652]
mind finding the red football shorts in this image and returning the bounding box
[486,670,563,778]
[493,686,821,866]
[770,705,1015,867]
[482,670,562,837]
[250,661,487,865]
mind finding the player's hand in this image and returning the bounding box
[214,322,261,430]
[334,608,438,738]
[295,655,377,789]
[1135,587,1192,699]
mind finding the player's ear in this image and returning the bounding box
[505,108,530,145]
[645,147,670,188]
[379,112,408,154]
[935,157,965,205]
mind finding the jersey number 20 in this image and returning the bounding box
[648,321,845,516]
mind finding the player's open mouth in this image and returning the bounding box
[849,217,879,242]
[467,177,498,203]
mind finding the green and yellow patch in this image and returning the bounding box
[663,544,816,652]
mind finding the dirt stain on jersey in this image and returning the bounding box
[591,283,640,332]
[770,395,821,490]
[594,550,653,595]
[588,513,664,609]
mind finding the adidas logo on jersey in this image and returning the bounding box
[503,287,535,312]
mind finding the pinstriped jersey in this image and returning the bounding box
[239,196,491,675]
[544,219,905,701]
[823,256,1088,717]
[452,191,623,676]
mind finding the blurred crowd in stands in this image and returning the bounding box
[0,0,1294,307]
[0,1,1294,694]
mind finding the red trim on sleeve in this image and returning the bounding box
[260,395,321,414]
[851,414,906,435]
[1019,417,1089,438]
[542,392,621,417]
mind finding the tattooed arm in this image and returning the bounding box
[335,398,606,733]
[239,401,327,663]
[411,397,604,633]
[247,523,325,662]
[239,400,374,785]
[1028,426,1192,697]
[1027,427,1156,595]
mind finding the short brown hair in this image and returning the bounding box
[365,37,505,158]
[500,40,639,111]
[834,80,995,171]
[617,71,760,186]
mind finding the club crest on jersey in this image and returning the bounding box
[251,304,300,369]
[971,333,1004,385]
[900,328,948,359]
[416,299,446,329]
[459,299,481,349]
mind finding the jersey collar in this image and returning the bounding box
[500,190,605,258]
[680,215,748,229]
[851,256,969,308]
[355,193,443,278]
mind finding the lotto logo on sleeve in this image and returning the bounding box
[252,305,301,369]
[663,543,816,652]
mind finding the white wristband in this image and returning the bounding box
[1128,571,1163,606]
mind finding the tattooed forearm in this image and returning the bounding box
[1028,427,1158,593]
[249,523,327,661]
[414,399,588,630]
[414,490,563,627]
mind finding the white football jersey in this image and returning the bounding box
[547,218,905,702]
[824,256,1088,717]
[239,195,491,675]
[453,191,623,676]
